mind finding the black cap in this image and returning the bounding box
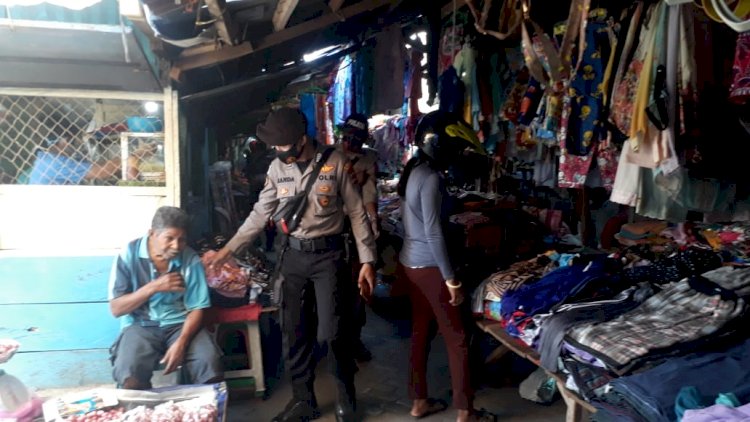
[256,107,307,146]
[341,113,368,140]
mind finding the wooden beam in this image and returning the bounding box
[273,0,300,32]
[205,0,238,45]
[257,0,396,51]
[329,0,346,12]
[171,0,395,75]
[172,42,253,77]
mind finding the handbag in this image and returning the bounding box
[270,147,335,306]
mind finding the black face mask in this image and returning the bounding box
[276,141,302,164]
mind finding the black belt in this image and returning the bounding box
[287,234,343,253]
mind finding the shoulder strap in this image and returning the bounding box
[288,147,336,228]
[306,147,335,195]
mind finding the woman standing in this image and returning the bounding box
[398,111,493,422]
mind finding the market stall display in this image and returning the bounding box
[42,383,228,422]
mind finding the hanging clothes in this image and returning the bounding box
[330,55,353,127]
[453,42,480,128]
[558,10,614,189]
[372,24,407,113]
[299,93,317,138]
[314,93,328,143]
[406,50,423,117]
[438,66,465,114]
[610,3,661,138]
[354,46,375,117]
[730,31,750,104]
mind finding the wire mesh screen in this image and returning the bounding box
[0,94,166,186]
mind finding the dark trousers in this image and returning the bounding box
[403,266,473,410]
[281,247,357,407]
[346,234,366,342]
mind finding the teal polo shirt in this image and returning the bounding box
[108,235,211,329]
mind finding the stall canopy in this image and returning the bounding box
[0,0,162,92]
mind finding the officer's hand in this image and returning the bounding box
[447,281,464,307]
[358,263,376,301]
[160,338,187,375]
[152,272,185,294]
[203,247,232,271]
[370,220,380,240]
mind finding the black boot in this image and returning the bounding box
[353,340,372,362]
[271,397,320,422]
[334,402,356,422]
[335,384,357,422]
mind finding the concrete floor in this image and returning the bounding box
[226,297,566,422]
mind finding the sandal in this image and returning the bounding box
[411,398,449,419]
[472,409,498,422]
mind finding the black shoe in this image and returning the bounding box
[353,341,372,362]
[271,399,320,422]
[334,403,356,422]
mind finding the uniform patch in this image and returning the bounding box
[318,184,332,193]
[321,164,335,173]
[280,187,289,196]
[318,196,330,207]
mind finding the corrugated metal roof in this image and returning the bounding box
[0,0,119,25]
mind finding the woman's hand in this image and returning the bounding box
[446,280,464,306]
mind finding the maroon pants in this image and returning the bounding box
[403,266,473,410]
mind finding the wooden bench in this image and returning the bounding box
[475,319,596,422]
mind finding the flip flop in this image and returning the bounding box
[472,409,498,422]
[411,398,449,419]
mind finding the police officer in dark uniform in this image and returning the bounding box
[206,107,377,422]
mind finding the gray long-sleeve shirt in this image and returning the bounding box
[399,162,454,280]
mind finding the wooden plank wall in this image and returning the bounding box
[0,255,119,388]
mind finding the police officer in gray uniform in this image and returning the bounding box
[206,107,377,422]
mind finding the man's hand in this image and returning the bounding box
[160,339,187,375]
[202,247,232,271]
[358,263,376,301]
[151,272,185,294]
[446,281,464,307]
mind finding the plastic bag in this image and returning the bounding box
[0,340,44,422]
[519,368,559,405]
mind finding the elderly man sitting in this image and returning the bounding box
[108,206,223,389]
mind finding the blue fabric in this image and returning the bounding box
[28,150,92,184]
[331,55,353,126]
[564,19,611,156]
[501,260,609,320]
[438,67,465,114]
[299,93,317,138]
[611,338,750,422]
[354,46,374,117]
[108,235,211,329]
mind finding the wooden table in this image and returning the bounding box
[476,319,596,422]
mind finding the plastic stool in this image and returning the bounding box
[205,304,265,396]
